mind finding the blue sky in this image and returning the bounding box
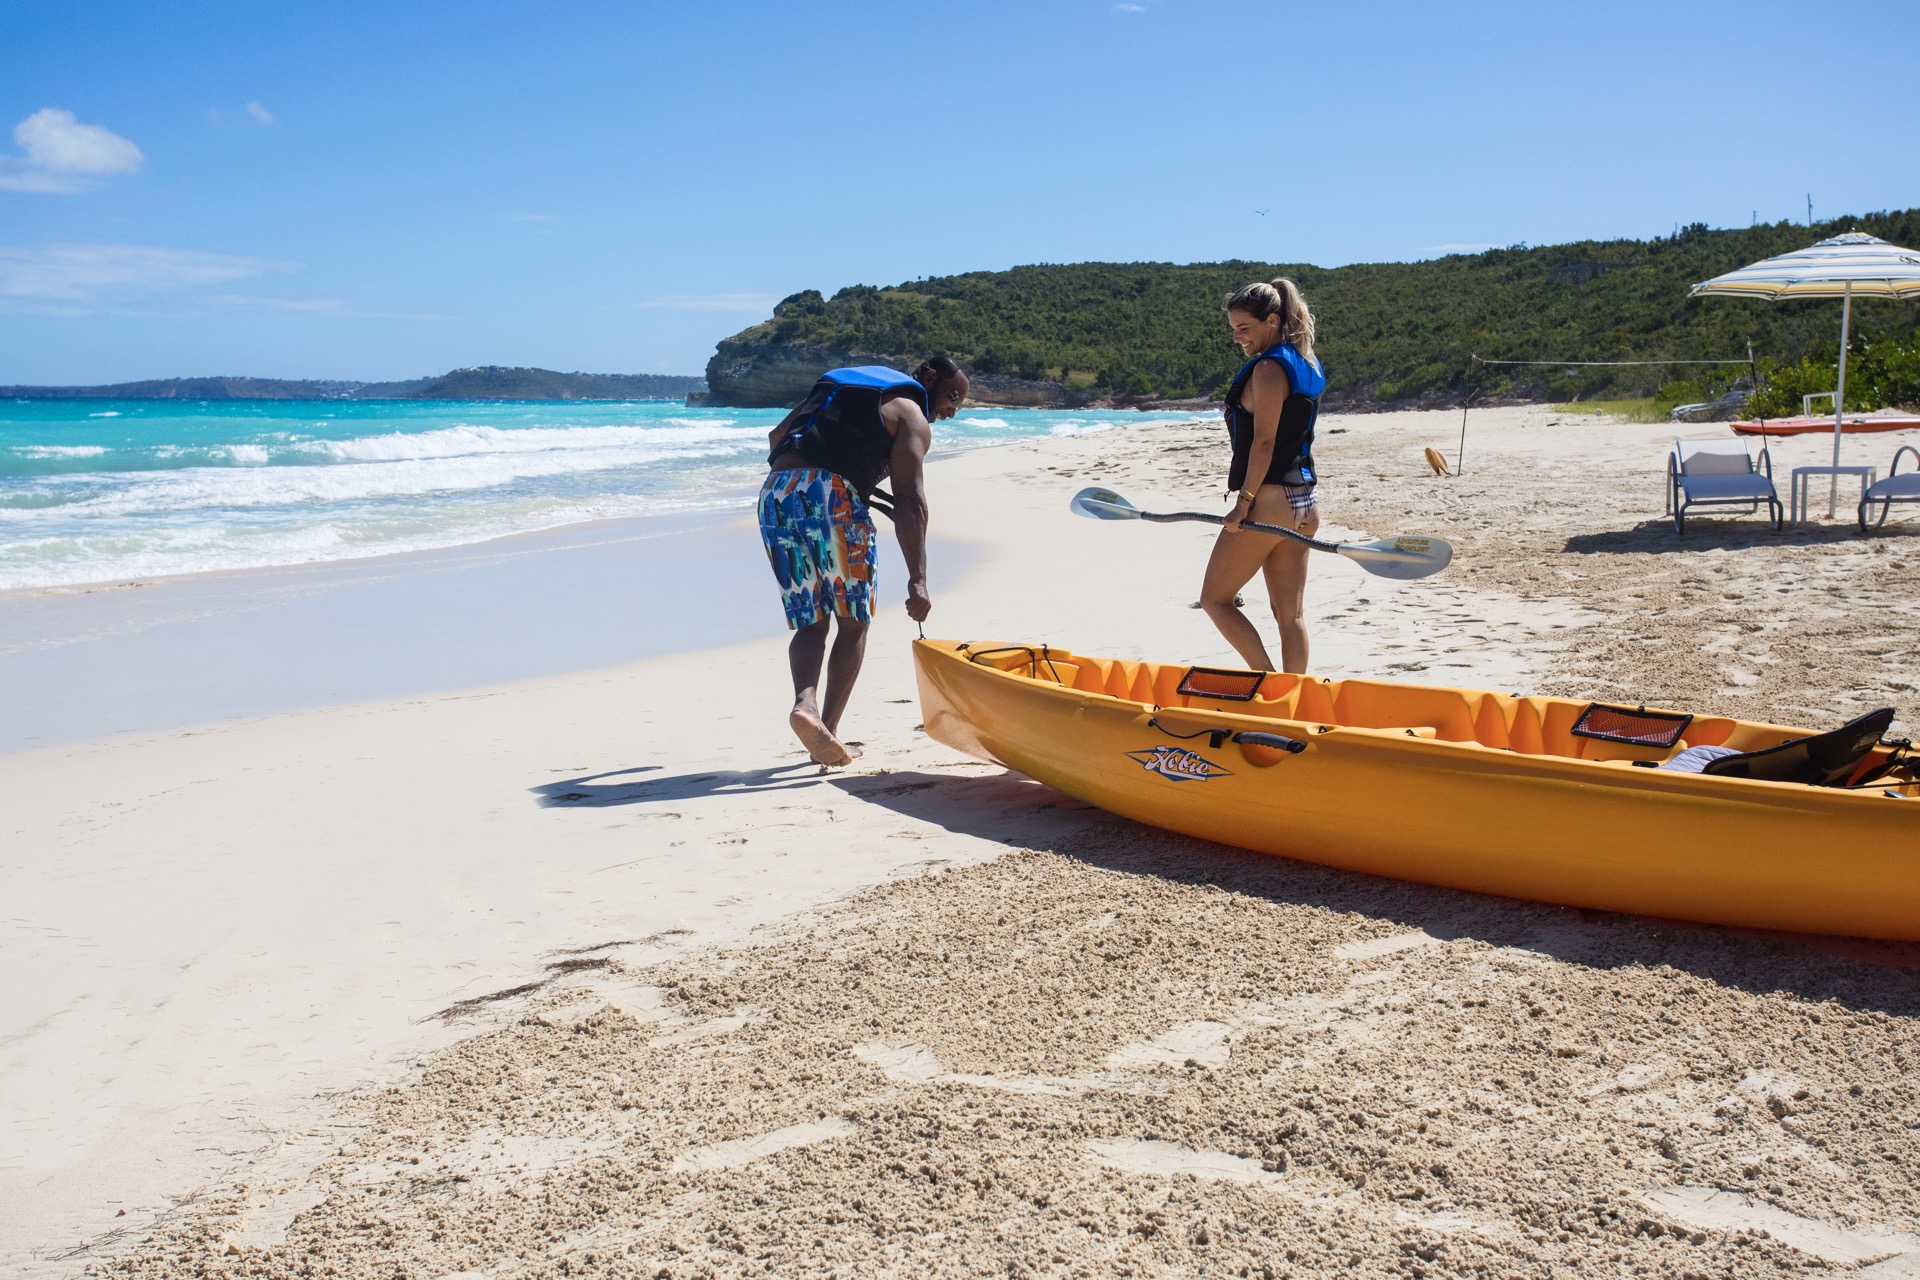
[3,0,1916,384]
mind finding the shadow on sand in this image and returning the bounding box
[531,762,825,808]
[836,767,1920,1017]
[1562,519,1868,555]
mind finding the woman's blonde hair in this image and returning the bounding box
[1223,277,1317,366]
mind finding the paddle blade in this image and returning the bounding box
[1069,486,1142,520]
[1335,535,1454,580]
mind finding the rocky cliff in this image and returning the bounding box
[703,339,1104,410]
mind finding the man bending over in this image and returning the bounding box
[758,356,969,766]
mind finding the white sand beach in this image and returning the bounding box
[6,407,1919,1278]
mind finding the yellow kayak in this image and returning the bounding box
[913,639,1920,941]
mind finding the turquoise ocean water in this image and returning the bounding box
[0,399,1189,592]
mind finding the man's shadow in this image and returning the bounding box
[532,762,824,808]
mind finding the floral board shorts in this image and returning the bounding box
[758,468,877,629]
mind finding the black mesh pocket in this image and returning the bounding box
[1177,667,1268,702]
[1571,703,1692,748]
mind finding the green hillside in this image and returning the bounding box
[711,211,1920,408]
[0,368,705,402]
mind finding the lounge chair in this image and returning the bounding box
[1666,437,1783,534]
[1858,445,1920,532]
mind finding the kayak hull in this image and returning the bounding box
[1731,416,1920,437]
[913,639,1920,941]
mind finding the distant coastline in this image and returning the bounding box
[0,365,707,402]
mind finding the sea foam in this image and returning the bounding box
[0,398,1145,590]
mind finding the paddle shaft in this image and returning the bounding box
[1135,508,1345,554]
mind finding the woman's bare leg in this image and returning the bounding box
[1201,515,1282,671]
[1257,496,1317,674]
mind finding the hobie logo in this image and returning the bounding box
[1126,746,1232,782]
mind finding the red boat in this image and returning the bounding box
[1731,415,1920,437]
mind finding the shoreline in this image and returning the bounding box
[9,405,1919,1278]
[0,409,1215,754]
[0,402,1195,603]
[0,475,1001,756]
[0,506,772,754]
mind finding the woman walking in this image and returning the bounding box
[1200,278,1326,673]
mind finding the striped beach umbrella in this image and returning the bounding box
[1691,231,1920,516]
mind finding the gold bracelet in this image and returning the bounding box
[1238,489,1257,504]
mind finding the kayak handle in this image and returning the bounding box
[1149,718,1307,755]
[1234,731,1308,755]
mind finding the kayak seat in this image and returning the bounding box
[1659,744,1743,772]
[1531,699,1591,757]
[1672,707,1896,786]
[1328,680,1477,741]
[1293,678,1338,724]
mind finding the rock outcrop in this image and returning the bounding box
[703,340,1103,410]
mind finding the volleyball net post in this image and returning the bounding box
[1441,351,1758,480]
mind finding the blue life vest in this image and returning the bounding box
[770,366,929,499]
[1223,343,1324,492]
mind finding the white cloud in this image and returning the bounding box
[246,101,277,126]
[630,292,781,313]
[205,294,450,320]
[0,108,143,194]
[1113,3,1146,11]
[0,243,296,304]
[210,293,344,312]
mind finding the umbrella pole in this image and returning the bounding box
[1829,282,1853,517]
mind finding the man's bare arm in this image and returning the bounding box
[881,398,934,622]
[767,405,804,454]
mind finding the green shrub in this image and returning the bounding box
[1746,337,1920,417]
[712,213,1920,402]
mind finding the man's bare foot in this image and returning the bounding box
[789,706,852,767]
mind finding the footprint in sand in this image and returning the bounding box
[1641,1187,1920,1267]
[672,1119,853,1173]
[1105,1020,1233,1071]
[1331,930,1444,961]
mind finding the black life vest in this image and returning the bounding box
[769,366,928,499]
[1223,343,1325,492]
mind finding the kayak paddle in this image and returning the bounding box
[1069,486,1453,581]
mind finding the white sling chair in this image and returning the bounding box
[1666,437,1783,534]
[1859,445,1920,532]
